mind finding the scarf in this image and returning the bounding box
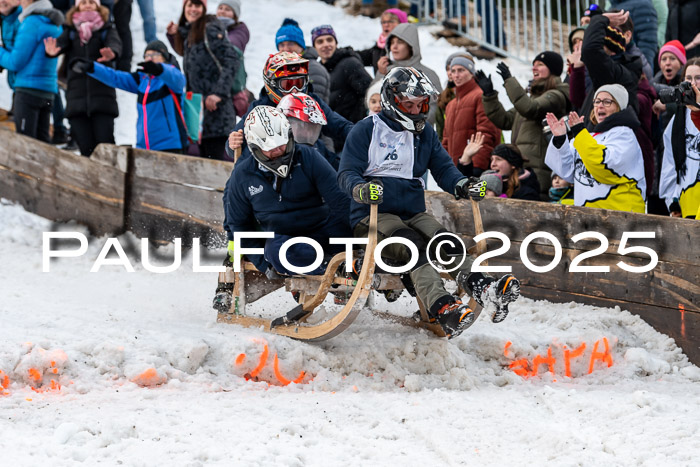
[376,32,387,49]
[671,107,689,183]
[72,11,104,45]
[18,0,53,22]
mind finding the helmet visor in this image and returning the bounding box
[278,76,309,92]
[395,94,430,114]
[289,117,322,145]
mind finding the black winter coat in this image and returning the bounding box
[358,44,385,74]
[322,47,372,124]
[667,0,700,60]
[509,168,541,201]
[177,17,239,139]
[56,9,121,119]
[580,15,642,123]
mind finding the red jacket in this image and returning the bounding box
[442,79,500,170]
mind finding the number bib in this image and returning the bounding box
[364,115,415,181]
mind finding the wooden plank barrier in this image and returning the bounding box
[0,127,697,363]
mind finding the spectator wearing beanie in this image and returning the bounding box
[607,1,658,69]
[545,84,646,213]
[479,51,570,196]
[86,40,187,153]
[166,0,240,160]
[357,8,407,75]
[436,52,473,141]
[43,0,122,157]
[276,18,331,105]
[313,24,372,128]
[442,54,500,177]
[479,170,505,198]
[489,144,540,200]
[216,0,249,53]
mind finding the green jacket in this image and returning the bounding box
[482,77,570,193]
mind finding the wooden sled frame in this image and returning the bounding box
[217,201,486,341]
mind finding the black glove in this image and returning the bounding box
[69,57,94,75]
[496,62,511,81]
[474,70,495,96]
[455,177,487,201]
[137,61,164,76]
[352,180,383,205]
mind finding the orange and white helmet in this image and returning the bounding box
[263,52,310,104]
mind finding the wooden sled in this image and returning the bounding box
[217,200,487,341]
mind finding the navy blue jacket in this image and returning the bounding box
[224,145,351,271]
[90,62,187,151]
[338,112,466,228]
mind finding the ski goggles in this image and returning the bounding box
[278,76,309,93]
[395,94,431,114]
[270,63,309,79]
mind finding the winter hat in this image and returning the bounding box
[568,27,585,53]
[480,170,503,196]
[145,40,171,60]
[594,84,628,110]
[533,51,564,77]
[383,8,408,24]
[450,55,475,75]
[218,0,240,18]
[75,0,101,7]
[604,26,626,55]
[311,24,336,45]
[491,144,528,168]
[445,51,472,69]
[583,3,603,18]
[658,40,687,66]
[276,18,305,50]
[365,80,383,109]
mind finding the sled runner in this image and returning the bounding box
[216,201,486,341]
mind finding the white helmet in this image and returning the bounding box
[244,106,295,178]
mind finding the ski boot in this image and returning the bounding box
[432,298,476,339]
[458,272,520,323]
[212,283,233,314]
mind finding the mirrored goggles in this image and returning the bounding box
[278,76,308,92]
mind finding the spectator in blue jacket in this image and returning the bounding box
[85,40,187,153]
[337,67,520,339]
[0,0,21,91]
[0,0,63,143]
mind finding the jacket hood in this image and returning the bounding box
[385,23,421,65]
[65,5,110,27]
[590,106,641,133]
[24,7,64,26]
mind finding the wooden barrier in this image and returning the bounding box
[1,127,698,363]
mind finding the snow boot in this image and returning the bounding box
[212,283,233,314]
[458,272,520,323]
[433,299,475,339]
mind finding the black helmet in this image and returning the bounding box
[380,67,438,133]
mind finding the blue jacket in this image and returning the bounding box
[609,0,658,68]
[338,112,466,228]
[0,6,21,89]
[89,62,187,151]
[223,145,351,271]
[0,9,62,94]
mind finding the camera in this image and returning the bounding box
[658,81,698,106]
[542,115,569,135]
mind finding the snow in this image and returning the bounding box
[1,1,700,465]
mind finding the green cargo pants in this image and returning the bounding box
[354,211,474,314]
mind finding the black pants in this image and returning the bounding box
[69,114,115,156]
[14,91,53,143]
[199,136,228,161]
[113,0,133,71]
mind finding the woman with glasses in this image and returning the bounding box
[545,84,646,213]
[659,58,700,218]
[166,0,239,160]
[357,8,407,75]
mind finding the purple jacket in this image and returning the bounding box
[225,21,249,53]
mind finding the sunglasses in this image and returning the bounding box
[278,76,308,92]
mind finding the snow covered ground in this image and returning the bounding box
[1,1,700,465]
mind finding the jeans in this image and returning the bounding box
[136,0,157,43]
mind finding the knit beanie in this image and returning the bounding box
[145,40,171,60]
[594,83,628,110]
[491,144,528,168]
[383,8,408,24]
[76,0,101,7]
[533,51,564,77]
[311,25,336,45]
[658,40,687,66]
[449,55,475,75]
[218,0,240,18]
[604,26,626,55]
[480,170,503,196]
[276,18,305,50]
[365,80,383,109]
[445,51,472,69]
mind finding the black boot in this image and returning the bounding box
[431,297,476,339]
[458,272,520,323]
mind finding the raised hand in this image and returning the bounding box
[97,47,115,63]
[474,70,495,96]
[545,112,567,137]
[44,37,61,57]
[603,9,629,28]
[166,21,178,36]
[496,62,511,81]
[568,111,584,127]
[460,132,485,165]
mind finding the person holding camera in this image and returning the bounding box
[545,84,646,213]
[659,58,700,218]
[477,51,570,197]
